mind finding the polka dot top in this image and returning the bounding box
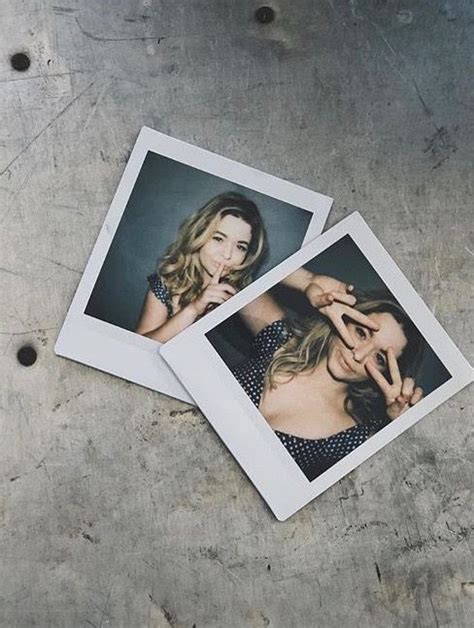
[232,319,387,482]
[147,273,173,319]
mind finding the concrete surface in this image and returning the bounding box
[0,1,473,626]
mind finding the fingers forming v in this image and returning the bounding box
[410,387,424,405]
[343,306,380,331]
[332,317,355,349]
[387,347,402,388]
[365,361,391,397]
[401,377,415,400]
[329,291,357,307]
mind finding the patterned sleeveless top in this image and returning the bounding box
[147,273,174,319]
[232,319,388,481]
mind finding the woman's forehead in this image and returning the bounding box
[368,312,407,354]
[216,214,252,240]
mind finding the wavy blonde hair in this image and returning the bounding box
[158,193,267,310]
[264,291,424,427]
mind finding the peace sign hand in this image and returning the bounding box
[365,347,423,420]
[305,280,380,348]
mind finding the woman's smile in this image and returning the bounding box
[337,350,356,374]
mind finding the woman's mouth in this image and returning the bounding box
[214,261,228,273]
[338,351,356,373]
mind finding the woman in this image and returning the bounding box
[136,192,267,342]
[234,271,425,480]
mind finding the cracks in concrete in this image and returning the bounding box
[75,17,164,43]
[0,81,95,177]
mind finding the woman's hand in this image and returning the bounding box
[366,347,424,420]
[191,262,237,317]
[305,279,379,348]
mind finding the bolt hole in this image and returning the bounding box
[10,52,30,72]
[17,345,37,366]
[255,6,275,24]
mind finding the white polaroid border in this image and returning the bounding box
[160,212,473,520]
[54,126,333,402]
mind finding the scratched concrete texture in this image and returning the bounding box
[0,0,473,626]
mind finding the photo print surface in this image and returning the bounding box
[55,127,333,402]
[85,151,314,341]
[207,234,451,482]
[160,213,472,519]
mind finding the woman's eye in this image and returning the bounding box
[355,327,366,339]
[375,353,386,367]
[213,236,223,242]
[237,245,248,252]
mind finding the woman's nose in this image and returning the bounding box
[222,243,233,259]
[352,346,371,363]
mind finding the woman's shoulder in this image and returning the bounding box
[147,273,173,316]
[147,272,168,294]
[253,319,292,357]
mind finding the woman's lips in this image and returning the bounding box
[338,351,356,373]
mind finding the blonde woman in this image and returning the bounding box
[136,192,267,342]
[234,272,425,480]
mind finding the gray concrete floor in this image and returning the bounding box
[1,1,473,626]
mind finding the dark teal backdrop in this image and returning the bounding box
[85,151,313,331]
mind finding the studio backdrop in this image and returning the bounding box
[85,151,313,332]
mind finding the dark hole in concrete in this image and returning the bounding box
[10,52,30,71]
[255,6,275,24]
[17,345,37,366]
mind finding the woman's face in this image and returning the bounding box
[199,214,252,277]
[326,312,408,383]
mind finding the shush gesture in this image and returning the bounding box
[305,278,380,349]
[366,347,423,420]
[192,262,237,317]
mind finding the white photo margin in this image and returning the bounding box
[160,212,473,520]
[54,127,333,402]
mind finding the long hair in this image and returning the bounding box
[264,290,425,427]
[158,192,268,310]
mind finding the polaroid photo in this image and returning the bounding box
[160,212,473,520]
[54,127,333,402]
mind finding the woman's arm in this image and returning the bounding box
[239,270,354,338]
[135,290,192,342]
[136,264,238,342]
[239,292,285,336]
[281,268,352,296]
[136,290,216,343]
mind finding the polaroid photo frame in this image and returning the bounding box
[54,126,333,403]
[161,212,473,520]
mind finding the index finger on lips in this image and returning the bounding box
[211,262,224,285]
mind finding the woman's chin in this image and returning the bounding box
[327,360,362,384]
